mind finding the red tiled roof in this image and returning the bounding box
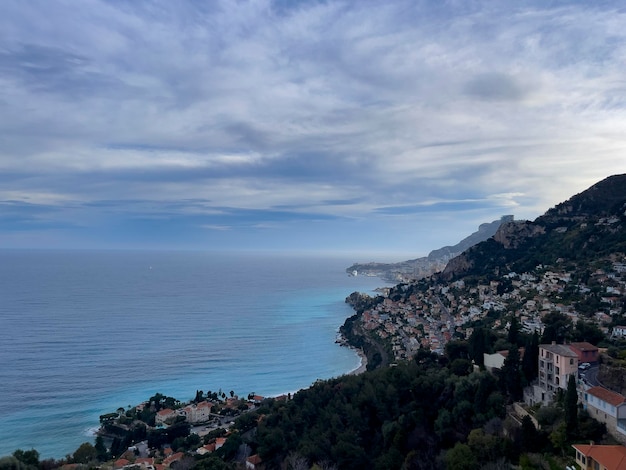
[588,386,626,407]
[157,408,175,416]
[247,454,262,465]
[570,341,598,352]
[163,452,184,467]
[114,459,130,469]
[215,437,227,449]
[572,444,626,470]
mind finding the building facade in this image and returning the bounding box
[584,386,626,445]
[526,342,578,406]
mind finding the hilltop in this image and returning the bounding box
[441,174,626,281]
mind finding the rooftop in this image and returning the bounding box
[540,343,577,357]
[572,444,626,470]
[587,386,626,407]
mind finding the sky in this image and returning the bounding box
[2,0,626,260]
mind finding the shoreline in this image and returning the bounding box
[348,347,368,375]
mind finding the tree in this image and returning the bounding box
[501,345,523,401]
[0,456,28,470]
[11,450,39,469]
[445,340,470,361]
[73,442,97,464]
[507,315,520,347]
[521,332,539,383]
[444,443,479,470]
[541,312,572,343]
[564,374,578,439]
[468,328,489,368]
[550,422,568,456]
[94,435,108,461]
[520,415,539,453]
[572,320,604,345]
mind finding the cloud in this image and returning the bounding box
[464,72,529,101]
[1,0,626,252]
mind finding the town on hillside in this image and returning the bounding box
[345,257,626,361]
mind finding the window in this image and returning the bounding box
[570,358,574,365]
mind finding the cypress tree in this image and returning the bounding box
[565,374,578,439]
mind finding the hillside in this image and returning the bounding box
[441,174,626,281]
[346,215,513,282]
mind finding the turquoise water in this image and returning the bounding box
[0,250,387,458]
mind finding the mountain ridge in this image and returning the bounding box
[346,215,514,282]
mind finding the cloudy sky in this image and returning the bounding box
[2,0,626,259]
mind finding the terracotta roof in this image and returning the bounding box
[588,386,626,407]
[572,444,626,470]
[570,341,598,352]
[163,452,184,467]
[157,408,175,416]
[215,437,227,449]
[247,454,262,465]
[114,459,130,469]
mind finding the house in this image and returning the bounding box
[215,437,227,450]
[483,348,525,372]
[570,342,600,364]
[113,459,130,469]
[572,443,626,470]
[526,342,578,406]
[196,443,216,455]
[181,401,213,424]
[135,458,155,469]
[246,454,263,470]
[612,326,626,338]
[584,386,626,444]
[155,408,176,426]
[163,452,184,468]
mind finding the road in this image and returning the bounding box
[580,363,600,387]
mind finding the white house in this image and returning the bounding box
[584,386,626,444]
[612,325,626,338]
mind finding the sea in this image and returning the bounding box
[0,250,390,459]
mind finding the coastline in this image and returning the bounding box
[348,348,368,375]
